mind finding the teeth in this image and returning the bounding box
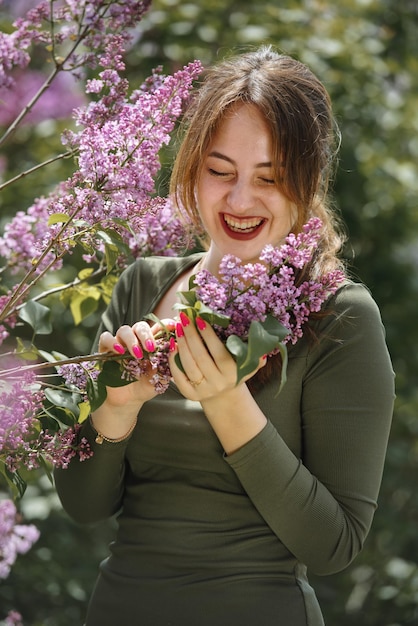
[224,215,263,232]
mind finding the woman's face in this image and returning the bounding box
[196,103,297,271]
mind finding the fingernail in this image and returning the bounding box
[145,339,155,352]
[262,354,268,360]
[132,345,143,359]
[179,311,190,327]
[196,316,206,331]
[169,337,177,352]
[113,343,125,354]
[176,322,184,338]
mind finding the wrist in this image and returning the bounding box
[89,414,137,444]
[201,385,267,455]
[90,399,141,441]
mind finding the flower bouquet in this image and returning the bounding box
[72,216,345,407]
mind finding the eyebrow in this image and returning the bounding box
[208,151,272,169]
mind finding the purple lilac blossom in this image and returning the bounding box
[0,44,201,305]
[0,371,44,458]
[0,498,40,580]
[121,334,173,394]
[3,610,23,626]
[194,218,345,346]
[0,369,92,472]
[57,361,100,401]
[129,197,194,258]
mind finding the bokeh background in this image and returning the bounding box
[1,0,418,624]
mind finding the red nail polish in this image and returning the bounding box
[179,311,190,327]
[132,345,143,359]
[196,317,206,331]
[169,337,177,352]
[176,322,184,338]
[113,343,125,354]
[145,339,155,352]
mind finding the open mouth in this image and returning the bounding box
[223,214,265,235]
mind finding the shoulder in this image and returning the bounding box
[313,279,391,356]
[330,279,383,320]
[116,253,203,292]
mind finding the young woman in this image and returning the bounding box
[55,46,394,625]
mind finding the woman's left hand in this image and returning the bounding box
[168,312,268,454]
[168,312,265,401]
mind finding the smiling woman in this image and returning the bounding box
[54,46,394,626]
[195,103,296,268]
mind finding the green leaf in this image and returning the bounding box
[19,300,52,335]
[47,212,70,226]
[44,388,80,414]
[174,352,185,373]
[227,319,289,385]
[0,461,27,499]
[78,267,95,280]
[195,303,230,328]
[38,349,69,363]
[177,289,198,307]
[15,338,39,361]
[98,359,133,388]
[71,295,100,325]
[104,242,119,273]
[86,376,107,413]
[78,401,91,423]
[261,314,290,342]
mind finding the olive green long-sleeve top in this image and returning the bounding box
[55,254,394,626]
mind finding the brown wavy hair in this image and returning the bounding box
[170,45,347,389]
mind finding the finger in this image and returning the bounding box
[98,330,119,353]
[128,321,156,354]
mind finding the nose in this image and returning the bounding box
[226,179,256,214]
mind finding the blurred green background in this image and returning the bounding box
[1,0,418,624]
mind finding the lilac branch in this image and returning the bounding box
[0,150,76,193]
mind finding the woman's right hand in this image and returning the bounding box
[98,319,174,408]
[90,319,175,440]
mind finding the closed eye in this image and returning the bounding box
[258,177,275,185]
[208,168,232,178]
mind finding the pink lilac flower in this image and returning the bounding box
[121,334,173,394]
[0,368,92,472]
[0,371,44,457]
[0,47,201,283]
[3,610,24,626]
[0,197,60,276]
[194,218,345,346]
[57,361,99,393]
[129,197,194,258]
[0,498,40,579]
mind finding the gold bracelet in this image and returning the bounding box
[89,415,137,445]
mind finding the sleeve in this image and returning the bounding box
[225,282,395,575]
[54,263,140,524]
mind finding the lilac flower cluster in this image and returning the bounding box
[57,361,100,400]
[3,0,152,83]
[121,334,173,394]
[129,197,194,259]
[61,53,202,227]
[0,372,44,458]
[3,609,23,626]
[0,26,201,332]
[0,498,40,580]
[0,370,92,473]
[194,217,345,345]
